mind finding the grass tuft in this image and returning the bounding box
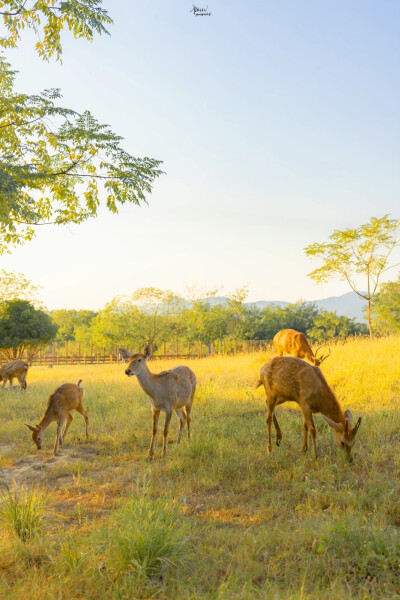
[105,494,190,586]
[0,484,47,542]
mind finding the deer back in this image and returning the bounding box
[260,356,341,418]
[44,383,84,420]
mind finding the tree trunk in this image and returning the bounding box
[367,298,373,339]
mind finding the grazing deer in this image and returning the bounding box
[0,359,29,390]
[25,380,89,456]
[256,356,361,461]
[119,345,196,459]
[273,329,330,366]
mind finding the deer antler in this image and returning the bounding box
[315,346,331,363]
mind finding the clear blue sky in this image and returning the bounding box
[3,0,400,309]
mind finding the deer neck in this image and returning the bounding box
[321,391,345,424]
[136,364,158,397]
[37,411,54,431]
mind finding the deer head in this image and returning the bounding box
[25,424,44,449]
[313,346,331,367]
[121,345,153,377]
[323,409,362,462]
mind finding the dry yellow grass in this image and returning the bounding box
[0,336,399,599]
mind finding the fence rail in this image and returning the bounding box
[0,340,273,366]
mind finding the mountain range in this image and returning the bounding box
[204,292,366,323]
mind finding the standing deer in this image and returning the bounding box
[0,359,29,390]
[273,329,330,366]
[25,380,89,456]
[119,345,196,459]
[256,356,361,461]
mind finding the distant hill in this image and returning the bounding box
[203,292,366,322]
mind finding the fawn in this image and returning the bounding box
[25,380,89,456]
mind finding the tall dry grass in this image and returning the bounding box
[0,335,399,599]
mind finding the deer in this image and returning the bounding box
[256,356,361,461]
[25,380,89,456]
[119,345,196,460]
[273,329,330,366]
[0,359,29,390]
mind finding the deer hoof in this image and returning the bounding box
[276,440,280,446]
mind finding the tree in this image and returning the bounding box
[0,299,57,359]
[186,300,228,353]
[129,288,183,348]
[260,301,320,339]
[371,275,400,334]
[88,300,144,351]
[50,309,97,341]
[0,269,43,306]
[0,2,163,252]
[305,215,400,338]
[307,310,366,342]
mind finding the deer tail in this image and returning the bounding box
[77,379,83,387]
[255,379,263,389]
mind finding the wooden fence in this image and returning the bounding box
[0,340,272,367]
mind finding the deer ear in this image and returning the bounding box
[25,423,37,432]
[118,348,133,361]
[143,345,152,360]
[322,415,343,433]
[344,409,354,425]
[353,416,362,434]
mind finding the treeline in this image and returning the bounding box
[49,287,367,353]
[4,278,400,359]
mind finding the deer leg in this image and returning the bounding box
[266,405,274,454]
[9,378,13,390]
[302,407,318,458]
[175,408,186,444]
[76,405,89,440]
[302,422,308,453]
[185,405,192,440]
[54,418,66,456]
[162,409,173,457]
[61,413,73,445]
[149,409,160,459]
[273,413,282,446]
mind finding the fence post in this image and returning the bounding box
[176,340,179,357]
[110,354,113,364]
[103,347,106,363]
[188,341,191,359]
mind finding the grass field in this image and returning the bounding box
[1,336,400,599]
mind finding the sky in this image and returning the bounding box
[2,0,400,309]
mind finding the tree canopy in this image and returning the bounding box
[0,1,163,252]
[0,1,112,62]
[0,268,43,306]
[0,299,58,359]
[371,275,400,334]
